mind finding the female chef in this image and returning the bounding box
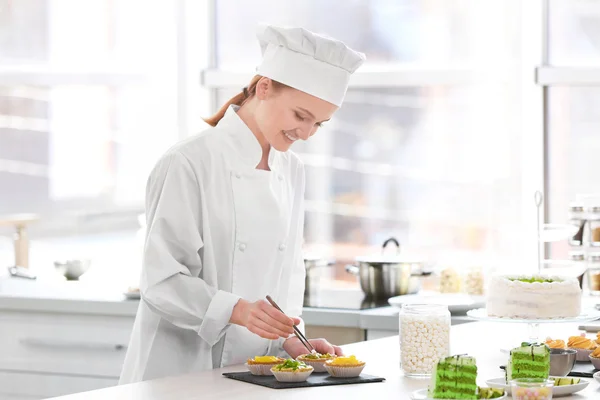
[119,24,365,384]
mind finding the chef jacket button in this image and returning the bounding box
[278,174,283,181]
[235,173,241,179]
[238,243,246,252]
[278,243,286,251]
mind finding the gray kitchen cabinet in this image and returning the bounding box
[0,310,133,400]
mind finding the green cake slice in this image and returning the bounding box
[428,355,478,399]
[505,342,550,382]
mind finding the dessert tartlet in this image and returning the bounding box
[589,346,600,369]
[567,335,597,362]
[324,355,366,378]
[245,356,285,376]
[544,337,566,349]
[296,352,337,373]
[270,359,314,382]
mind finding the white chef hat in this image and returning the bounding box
[255,24,366,107]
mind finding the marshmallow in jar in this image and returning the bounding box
[399,304,450,377]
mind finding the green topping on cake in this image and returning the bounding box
[520,341,550,350]
[507,277,560,283]
[505,343,550,383]
[429,355,478,399]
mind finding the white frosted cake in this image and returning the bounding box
[487,275,581,319]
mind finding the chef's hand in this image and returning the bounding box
[230,299,301,340]
[283,336,344,359]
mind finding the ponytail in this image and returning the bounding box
[203,75,262,127]
[203,75,288,127]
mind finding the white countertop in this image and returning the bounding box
[45,322,600,400]
[0,278,476,330]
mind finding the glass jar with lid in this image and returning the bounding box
[464,266,485,295]
[569,251,586,289]
[587,206,600,247]
[587,253,600,295]
[568,202,586,246]
[399,304,450,377]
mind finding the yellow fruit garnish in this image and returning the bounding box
[568,336,596,350]
[545,338,566,349]
[254,356,280,363]
[329,355,362,366]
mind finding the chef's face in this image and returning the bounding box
[254,78,338,152]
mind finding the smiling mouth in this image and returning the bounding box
[283,131,298,142]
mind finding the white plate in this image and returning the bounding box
[485,377,589,397]
[466,308,600,323]
[410,388,507,400]
[123,291,140,300]
[388,293,486,313]
[594,370,600,383]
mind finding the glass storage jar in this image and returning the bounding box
[587,253,600,295]
[568,202,586,246]
[399,303,450,377]
[569,251,586,289]
[587,206,600,247]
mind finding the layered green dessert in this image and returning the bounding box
[506,342,550,382]
[429,355,478,399]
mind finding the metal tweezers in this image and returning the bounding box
[266,295,316,354]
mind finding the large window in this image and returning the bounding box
[5,0,591,284]
[545,0,600,260]
[212,0,531,282]
[0,0,209,238]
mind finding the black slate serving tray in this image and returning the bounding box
[223,371,385,389]
[564,361,598,378]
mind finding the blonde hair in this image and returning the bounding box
[203,75,288,127]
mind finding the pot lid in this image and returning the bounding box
[354,237,424,264]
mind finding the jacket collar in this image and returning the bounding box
[217,105,279,171]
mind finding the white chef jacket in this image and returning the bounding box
[119,105,306,384]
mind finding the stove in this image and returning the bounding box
[303,288,390,310]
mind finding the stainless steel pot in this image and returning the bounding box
[345,238,426,298]
[303,255,334,297]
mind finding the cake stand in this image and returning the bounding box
[465,308,600,343]
[466,191,600,342]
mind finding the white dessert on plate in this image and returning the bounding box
[486,275,581,319]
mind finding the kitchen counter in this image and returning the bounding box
[46,322,600,400]
[0,278,397,329]
[0,278,473,331]
[0,279,378,326]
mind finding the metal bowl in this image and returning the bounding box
[54,259,91,280]
[550,348,577,377]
